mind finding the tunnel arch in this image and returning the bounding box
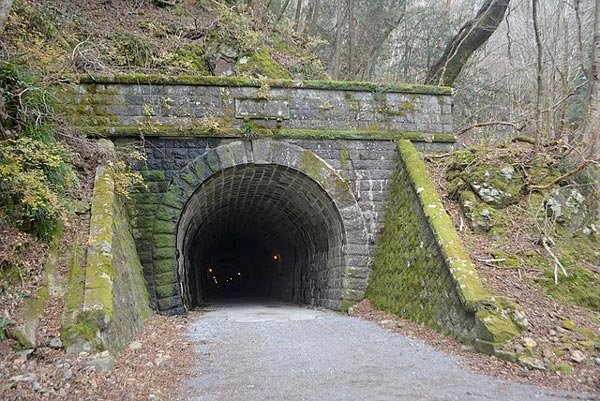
[178,164,347,308]
[149,140,369,313]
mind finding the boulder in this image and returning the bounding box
[545,187,588,233]
[469,164,523,208]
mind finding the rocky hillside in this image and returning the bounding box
[426,143,599,388]
[2,0,325,80]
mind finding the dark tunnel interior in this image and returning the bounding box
[176,164,346,310]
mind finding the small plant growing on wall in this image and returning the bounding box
[199,116,221,134]
[241,119,258,139]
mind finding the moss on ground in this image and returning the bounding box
[236,50,291,79]
[543,265,600,311]
[165,43,211,75]
[85,166,116,320]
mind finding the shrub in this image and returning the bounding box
[0,61,75,240]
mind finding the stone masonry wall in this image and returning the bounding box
[56,75,456,312]
[120,137,398,292]
[59,75,453,136]
[62,155,152,356]
[366,141,528,352]
[119,137,399,310]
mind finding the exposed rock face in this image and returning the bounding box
[458,190,497,233]
[469,164,523,208]
[545,187,588,232]
[205,42,239,76]
[446,148,594,236]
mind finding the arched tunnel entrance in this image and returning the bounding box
[176,164,347,309]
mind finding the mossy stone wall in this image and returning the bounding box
[57,74,454,140]
[367,144,477,340]
[62,148,151,355]
[367,141,527,353]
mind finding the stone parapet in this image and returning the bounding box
[58,74,453,141]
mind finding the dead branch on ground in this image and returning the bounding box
[529,159,598,191]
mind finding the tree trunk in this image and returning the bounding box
[0,0,14,31]
[307,0,320,36]
[333,0,344,80]
[558,13,570,139]
[579,0,600,223]
[347,0,355,80]
[293,0,303,32]
[249,0,272,24]
[532,0,544,151]
[425,0,510,87]
[277,0,291,22]
[581,0,600,159]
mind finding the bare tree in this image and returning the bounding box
[249,0,273,24]
[307,0,320,35]
[580,0,600,158]
[425,0,511,86]
[293,0,304,32]
[532,0,544,150]
[333,0,344,79]
[277,0,291,22]
[347,0,355,79]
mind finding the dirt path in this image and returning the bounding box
[182,300,597,401]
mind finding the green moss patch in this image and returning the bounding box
[543,266,600,311]
[236,50,291,79]
[77,125,457,143]
[67,73,453,95]
[165,43,211,75]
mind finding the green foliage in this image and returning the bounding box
[3,1,68,75]
[103,33,155,68]
[0,61,53,135]
[109,160,147,200]
[209,2,260,53]
[0,61,75,240]
[241,120,259,138]
[109,146,147,200]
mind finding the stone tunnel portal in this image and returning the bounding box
[176,164,346,310]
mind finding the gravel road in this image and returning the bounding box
[184,300,597,401]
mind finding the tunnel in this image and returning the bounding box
[176,163,347,310]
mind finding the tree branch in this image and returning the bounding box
[529,159,598,191]
[456,121,523,137]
